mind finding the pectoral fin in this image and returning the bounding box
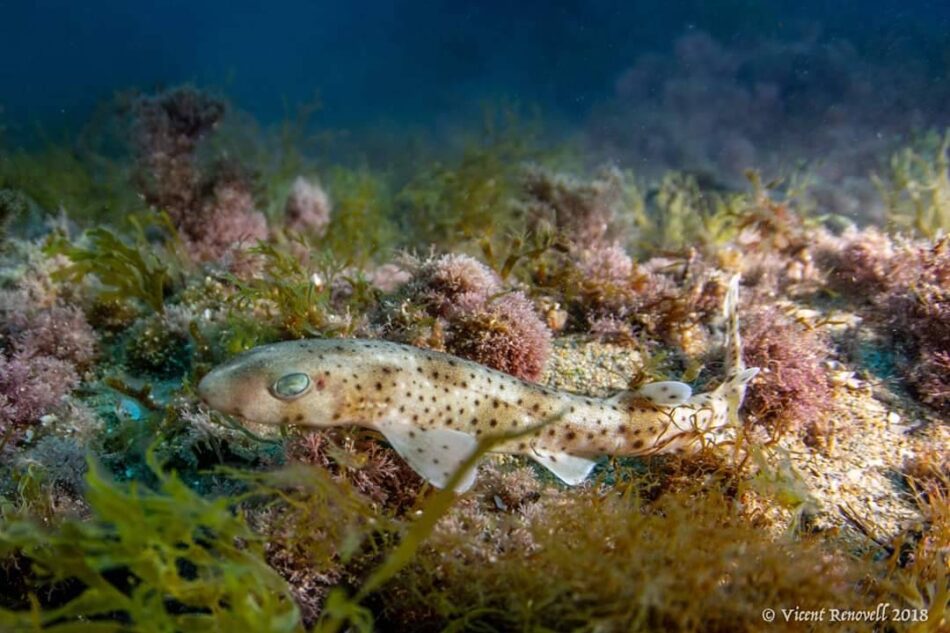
[529,449,598,485]
[375,419,479,492]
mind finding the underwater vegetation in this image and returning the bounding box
[589,27,950,222]
[0,451,300,632]
[382,476,874,632]
[397,109,547,249]
[740,304,836,446]
[0,259,98,446]
[377,253,551,380]
[130,87,268,266]
[0,85,948,631]
[821,231,950,414]
[875,130,950,240]
[284,176,332,238]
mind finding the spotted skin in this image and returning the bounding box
[201,342,735,462]
[198,277,756,487]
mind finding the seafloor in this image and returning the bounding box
[0,85,947,632]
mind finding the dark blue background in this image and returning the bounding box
[2,0,949,140]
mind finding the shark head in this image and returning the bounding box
[197,341,336,427]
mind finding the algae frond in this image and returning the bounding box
[45,214,184,314]
[0,450,300,632]
[875,129,950,239]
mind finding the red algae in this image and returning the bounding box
[1,57,948,631]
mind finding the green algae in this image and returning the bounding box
[397,110,547,249]
[0,450,300,633]
[45,215,184,314]
[875,129,950,239]
[629,168,826,258]
[321,168,397,265]
[2,92,949,633]
[0,142,138,227]
[226,242,376,345]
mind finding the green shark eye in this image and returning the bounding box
[271,373,311,399]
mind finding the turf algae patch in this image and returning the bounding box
[311,421,559,633]
[377,481,884,633]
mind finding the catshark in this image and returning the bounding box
[199,276,757,491]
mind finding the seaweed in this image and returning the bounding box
[226,241,374,343]
[397,109,542,248]
[375,477,880,632]
[375,253,552,379]
[0,140,138,227]
[740,304,837,445]
[284,428,422,513]
[12,304,98,370]
[518,166,636,248]
[645,171,716,252]
[124,313,194,379]
[879,238,950,413]
[320,168,396,265]
[45,215,183,314]
[820,227,909,300]
[873,457,950,630]
[129,87,269,264]
[284,177,332,237]
[477,226,565,283]
[210,97,325,222]
[0,352,80,449]
[874,129,950,239]
[312,424,547,633]
[818,231,949,412]
[446,292,552,381]
[636,169,819,264]
[0,449,301,632]
[0,188,29,240]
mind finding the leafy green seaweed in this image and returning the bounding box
[0,141,139,226]
[875,129,950,239]
[397,108,545,249]
[226,241,377,345]
[0,449,300,632]
[321,168,396,264]
[45,216,182,314]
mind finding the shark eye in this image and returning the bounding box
[271,373,311,400]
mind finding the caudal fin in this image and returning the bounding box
[718,275,759,417]
[723,274,744,377]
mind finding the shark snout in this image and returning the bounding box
[197,369,225,410]
[197,366,251,416]
[197,358,277,422]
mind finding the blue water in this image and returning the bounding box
[3,0,949,138]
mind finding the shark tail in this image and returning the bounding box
[717,275,759,418]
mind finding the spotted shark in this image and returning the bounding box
[199,276,758,492]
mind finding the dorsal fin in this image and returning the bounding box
[608,381,693,409]
[633,380,692,406]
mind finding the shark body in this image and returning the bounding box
[199,277,757,491]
